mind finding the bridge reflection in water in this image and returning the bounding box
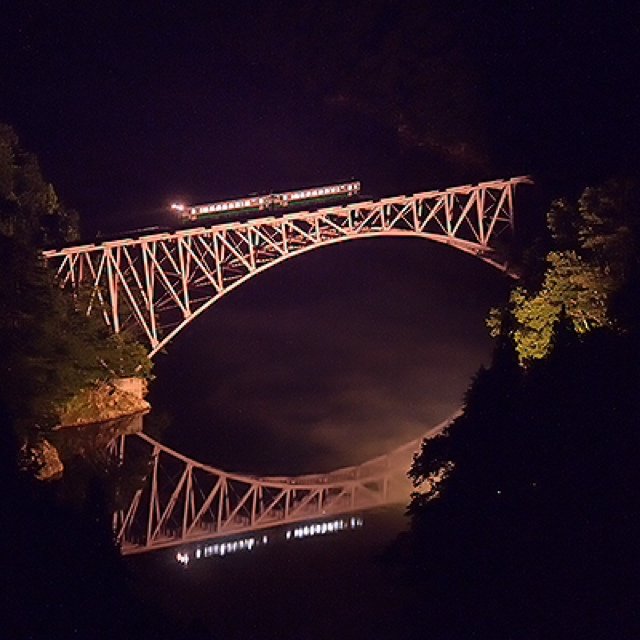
[114,413,457,555]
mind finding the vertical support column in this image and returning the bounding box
[142,242,158,346]
[118,434,126,464]
[105,247,120,333]
[182,466,193,538]
[178,237,191,316]
[146,447,160,546]
[476,187,486,246]
[213,234,224,291]
[281,221,289,254]
[216,478,227,531]
[250,486,258,525]
[247,228,256,270]
[507,183,515,231]
[444,193,453,236]
[77,252,84,285]
[284,489,291,520]
[111,434,126,535]
[412,200,420,232]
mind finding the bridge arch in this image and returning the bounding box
[148,228,514,358]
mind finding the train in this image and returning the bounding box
[44,181,362,250]
[171,180,361,223]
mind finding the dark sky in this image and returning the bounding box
[2,2,638,472]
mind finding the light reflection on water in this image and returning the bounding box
[175,515,365,566]
[131,506,419,639]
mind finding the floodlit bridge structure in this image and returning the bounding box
[44,177,530,554]
[44,177,530,357]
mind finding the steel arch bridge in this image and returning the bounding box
[43,177,530,357]
[113,412,458,555]
[45,177,530,554]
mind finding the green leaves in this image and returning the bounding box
[496,181,637,364]
[0,123,79,245]
[0,124,151,466]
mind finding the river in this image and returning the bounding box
[131,238,505,637]
[129,505,423,639]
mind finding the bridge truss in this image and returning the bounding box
[44,177,530,357]
[114,414,457,555]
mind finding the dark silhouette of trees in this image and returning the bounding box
[0,123,150,458]
[0,125,208,639]
[401,182,639,638]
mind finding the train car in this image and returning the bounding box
[172,180,361,223]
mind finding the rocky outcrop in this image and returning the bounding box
[23,378,151,481]
[21,438,64,481]
[58,378,150,428]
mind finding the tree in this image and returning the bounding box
[0,124,216,639]
[402,181,639,638]
[0,124,151,469]
[488,180,638,363]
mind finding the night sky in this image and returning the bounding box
[2,2,638,472]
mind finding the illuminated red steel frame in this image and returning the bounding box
[43,177,530,358]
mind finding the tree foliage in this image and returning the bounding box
[0,125,212,639]
[0,124,151,460]
[0,123,79,245]
[401,181,639,638]
[488,181,638,363]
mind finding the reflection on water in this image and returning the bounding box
[131,506,421,639]
[175,516,364,566]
